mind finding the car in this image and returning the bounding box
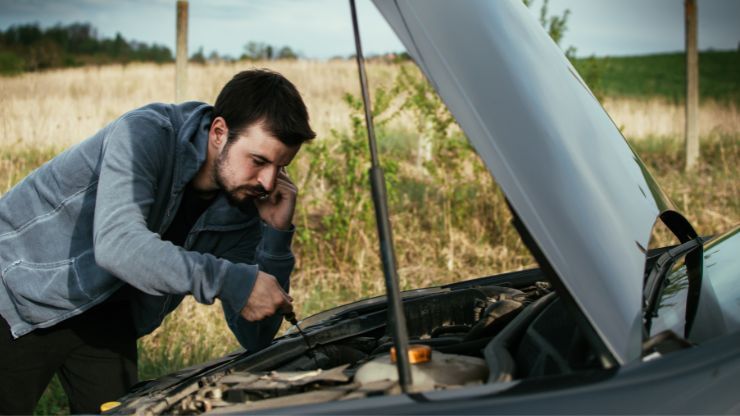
[105,0,740,414]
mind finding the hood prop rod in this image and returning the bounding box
[349,0,413,392]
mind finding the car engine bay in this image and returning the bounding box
[116,273,603,415]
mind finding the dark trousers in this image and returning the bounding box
[0,301,138,414]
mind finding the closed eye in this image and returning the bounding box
[252,157,268,167]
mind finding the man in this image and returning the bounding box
[0,69,315,413]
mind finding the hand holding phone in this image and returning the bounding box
[254,168,297,231]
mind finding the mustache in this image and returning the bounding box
[235,184,267,196]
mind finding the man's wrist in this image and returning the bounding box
[268,220,291,231]
[260,222,295,254]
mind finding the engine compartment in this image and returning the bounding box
[115,278,601,414]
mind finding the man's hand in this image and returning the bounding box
[255,169,297,231]
[241,271,293,322]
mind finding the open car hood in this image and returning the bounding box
[373,0,678,364]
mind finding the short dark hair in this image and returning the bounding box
[213,69,316,146]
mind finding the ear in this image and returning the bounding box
[209,116,229,151]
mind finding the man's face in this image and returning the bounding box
[213,122,300,209]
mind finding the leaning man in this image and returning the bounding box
[0,69,315,414]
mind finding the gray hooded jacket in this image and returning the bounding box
[0,102,294,352]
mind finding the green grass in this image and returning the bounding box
[573,50,740,104]
[631,133,739,235]
[34,377,69,415]
[0,146,62,193]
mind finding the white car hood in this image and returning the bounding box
[373,0,677,364]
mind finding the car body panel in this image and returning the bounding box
[372,0,678,364]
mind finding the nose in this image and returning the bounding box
[258,166,279,192]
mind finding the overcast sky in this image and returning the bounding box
[0,0,738,59]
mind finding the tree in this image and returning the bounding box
[277,46,298,60]
[27,38,63,70]
[523,0,576,58]
[242,41,270,60]
[190,47,206,64]
[111,33,129,59]
[0,22,173,72]
[208,50,221,62]
[523,0,605,101]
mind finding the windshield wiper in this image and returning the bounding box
[643,237,703,334]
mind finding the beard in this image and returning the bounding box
[213,146,266,211]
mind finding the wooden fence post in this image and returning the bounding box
[176,0,188,103]
[685,0,699,171]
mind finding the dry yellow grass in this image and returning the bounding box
[0,61,399,149]
[2,62,737,149]
[603,97,740,140]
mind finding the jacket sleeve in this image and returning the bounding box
[92,111,256,324]
[222,222,296,352]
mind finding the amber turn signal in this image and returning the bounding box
[390,344,432,364]
[100,401,121,412]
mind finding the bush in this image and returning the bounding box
[0,50,25,75]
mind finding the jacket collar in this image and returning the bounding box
[174,103,257,228]
[174,102,213,195]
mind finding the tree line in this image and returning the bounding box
[0,22,173,74]
[0,22,310,75]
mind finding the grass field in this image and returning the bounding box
[0,59,737,414]
[573,50,740,104]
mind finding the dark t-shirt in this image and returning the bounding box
[161,186,215,247]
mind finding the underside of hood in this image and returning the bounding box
[372,0,680,364]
